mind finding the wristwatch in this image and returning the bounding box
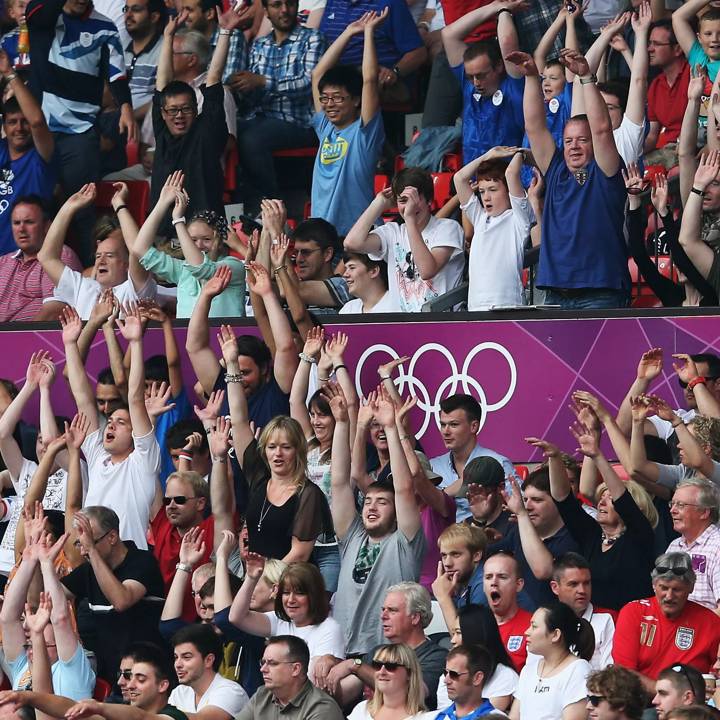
[350,658,363,674]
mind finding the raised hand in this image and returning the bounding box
[371,395,396,427]
[208,415,232,458]
[688,65,708,102]
[216,529,236,562]
[179,526,206,566]
[164,8,188,36]
[24,593,52,635]
[366,5,389,30]
[637,347,663,380]
[395,394,417,431]
[325,331,349,365]
[111,182,130,212]
[22,502,46,551]
[172,189,190,221]
[672,353,700,383]
[322,381,349,422]
[504,51,538,76]
[528,167,545,205]
[303,326,325,360]
[260,198,287,238]
[159,170,184,207]
[559,48,590,77]
[202,264,232,298]
[572,390,612,424]
[89,288,117,326]
[569,395,601,434]
[26,350,52,387]
[569,420,600,457]
[194,389,226,424]
[622,162,646,195]
[374,186,395,211]
[245,551,266,580]
[608,33,629,52]
[217,1,252,30]
[600,10,631,37]
[629,393,653,422]
[145,381,176,419]
[269,233,291,270]
[378,355,409,380]
[183,432,204,454]
[631,0,651,34]
[115,303,144,341]
[247,261,273,296]
[60,306,83,345]
[644,393,678,422]
[500,476,526,516]
[217,324,239,365]
[651,174,669,215]
[694,149,720,191]
[138,299,168,324]
[524,436,561,458]
[357,392,377,427]
[65,183,97,212]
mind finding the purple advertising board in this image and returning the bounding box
[3,313,720,461]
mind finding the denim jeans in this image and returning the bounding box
[543,288,631,310]
[311,543,341,594]
[236,116,316,215]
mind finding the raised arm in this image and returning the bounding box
[208,3,249,86]
[212,530,236,614]
[61,308,101,434]
[526,438,571,500]
[141,303,183,398]
[328,384,356,540]
[562,49,620,176]
[247,261,298,393]
[156,11,187,91]
[0,51,53,162]
[343,187,392,254]
[679,71,705,206]
[507,52,556,173]
[325,333,359,440]
[227,552,273,634]
[672,0,710,57]
[673,354,720,418]
[112,182,149,290]
[26,595,54,720]
[350,397,375,494]
[616,348,663,436]
[454,145,522,206]
[360,9,387,124]
[497,4,523,78]
[291,327,324,440]
[131,173,180,263]
[63,414,88,564]
[533,7,567,73]
[38,185,97,287]
[584,13,630,74]
[161,527,206,621]
[625,3,651,126]
[678,151,720,279]
[207,416,236,544]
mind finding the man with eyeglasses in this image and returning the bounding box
[613,552,720,694]
[231,0,326,216]
[433,645,498,719]
[653,663,706,719]
[644,20,689,168]
[236,636,344,720]
[150,470,226,621]
[665,478,720,611]
[60,506,165,683]
[585,665,647,720]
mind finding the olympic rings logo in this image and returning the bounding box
[354,342,518,439]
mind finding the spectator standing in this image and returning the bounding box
[0,53,55,255]
[231,0,326,214]
[26,0,136,265]
[309,10,386,236]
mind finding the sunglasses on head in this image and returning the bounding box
[163,495,196,506]
[586,695,606,707]
[371,660,406,672]
[678,376,717,389]
[655,565,688,576]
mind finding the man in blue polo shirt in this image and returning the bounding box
[511,47,630,310]
[320,0,426,103]
[441,0,526,163]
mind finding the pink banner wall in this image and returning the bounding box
[3,314,720,461]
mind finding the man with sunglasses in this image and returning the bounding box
[61,506,165,683]
[236,636,344,720]
[613,552,720,694]
[653,663,706,719]
[585,665,647,720]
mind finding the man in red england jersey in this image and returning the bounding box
[483,551,532,673]
[613,552,720,694]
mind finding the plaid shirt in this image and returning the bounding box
[209,26,247,84]
[247,25,326,126]
[667,524,720,611]
[0,246,82,322]
[514,1,595,58]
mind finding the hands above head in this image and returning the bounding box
[637,347,663,381]
[572,390,612,424]
[159,170,185,208]
[269,233,292,270]
[90,288,118,327]
[115,303,144,342]
[325,332,349,366]
[260,198,287,238]
[178,526,207,566]
[569,419,600,457]
[322,381,349,422]
[144,381,176,420]
[504,51,538,76]
[26,350,53,388]
[651,175,669,215]
[202,264,232,299]
[245,551,266,580]
[216,529,237,563]
[693,149,720,191]
[194,388,226,424]
[208,415,232,458]
[643,393,678,423]
[247,261,273,297]
[631,0,651,34]
[64,184,97,213]
[218,1,253,30]
[302,326,325,360]
[357,391,377,427]
[688,65,708,102]
[622,162,646,196]
[137,299,168,324]
[60,306,83,346]
[164,8,189,36]
[559,48,590,77]
[24,593,52,635]
[524,436,561,458]
[500,475,526,516]
[629,393,654,422]
[672,353,700,383]
[378,355,409,381]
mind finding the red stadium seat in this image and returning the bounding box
[93,678,112,701]
[431,172,453,210]
[224,144,238,202]
[95,180,149,225]
[514,465,529,481]
[272,146,318,159]
[126,139,139,166]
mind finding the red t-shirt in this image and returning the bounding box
[647,62,691,148]
[150,511,214,621]
[613,595,720,678]
[441,0,497,44]
[498,608,532,673]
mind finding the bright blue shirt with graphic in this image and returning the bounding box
[311,110,385,235]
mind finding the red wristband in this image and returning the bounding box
[688,376,707,390]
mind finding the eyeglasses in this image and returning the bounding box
[655,564,691,575]
[118,670,133,681]
[122,4,147,11]
[162,105,195,116]
[371,660,407,672]
[163,495,198,506]
[292,247,322,259]
[668,500,703,511]
[260,659,298,667]
[319,94,350,105]
[444,669,470,680]
[586,695,606,707]
[73,529,111,549]
[404,251,416,280]
[678,376,718,389]
[648,40,675,46]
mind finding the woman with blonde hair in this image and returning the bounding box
[527,418,658,610]
[348,643,427,720]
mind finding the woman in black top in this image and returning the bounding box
[526,422,658,611]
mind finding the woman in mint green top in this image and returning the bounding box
[131,171,246,318]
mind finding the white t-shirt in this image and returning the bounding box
[369,215,465,312]
[264,613,346,665]
[81,428,160,550]
[169,673,249,715]
[613,115,645,168]
[45,266,157,320]
[514,658,590,720]
[339,292,399,314]
[349,701,427,720]
[463,193,531,311]
[436,661,519,710]
[0,457,88,574]
[649,408,696,440]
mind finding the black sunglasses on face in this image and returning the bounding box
[371,660,406,672]
[163,495,197,506]
[118,670,132,680]
[586,695,606,707]
[444,669,470,680]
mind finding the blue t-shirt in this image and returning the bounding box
[0,29,19,67]
[521,83,571,187]
[538,150,630,291]
[320,0,422,67]
[689,39,720,82]
[435,699,497,720]
[155,386,191,487]
[311,111,385,235]
[0,140,57,254]
[451,66,525,163]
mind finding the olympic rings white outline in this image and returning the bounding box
[355,341,517,438]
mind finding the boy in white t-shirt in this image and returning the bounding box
[339,252,399,314]
[344,167,465,312]
[62,305,165,550]
[454,146,532,311]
